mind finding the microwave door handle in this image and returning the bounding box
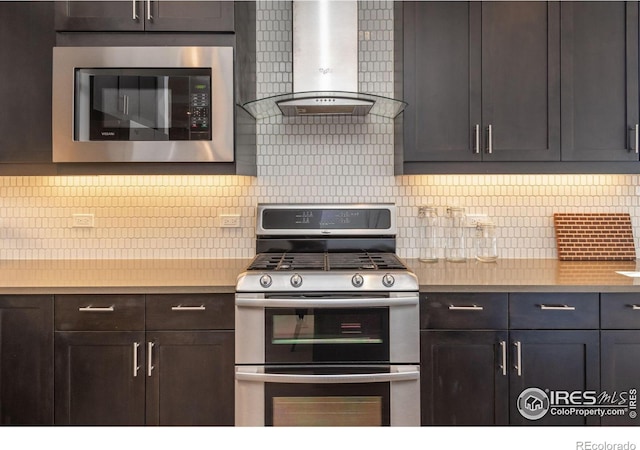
[235,367,420,384]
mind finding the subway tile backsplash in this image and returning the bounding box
[1,1,640,260]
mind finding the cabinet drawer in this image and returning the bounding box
[55,295,145,331]
[509,293,599,329]
[601,293,640,329]
[146,294,234,330]
[420,293,508,329]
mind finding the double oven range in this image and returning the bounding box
[235,204,420,426]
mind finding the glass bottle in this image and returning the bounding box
[475,221,498,262]
[418,206,439,262]
[445,206,466,262]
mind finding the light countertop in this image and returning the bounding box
[0,259,251,294]
[405,258,640,292]
[1,258,640,294]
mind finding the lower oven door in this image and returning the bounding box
[235,365,420,426]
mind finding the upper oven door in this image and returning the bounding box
[52,46,234,163]
[235,292,420,365]
[265,306,390,363]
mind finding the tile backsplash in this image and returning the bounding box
[2,1,640,260]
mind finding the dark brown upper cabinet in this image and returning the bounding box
[397,2,561,171]
[560,1,639,161]
[54,1,235,32]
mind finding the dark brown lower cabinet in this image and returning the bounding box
[54,294,234,426]
[146,331,234,426]
[54,331,146,425]
[421,330,509,425]
[509,330,600,426]
[0,295,53,425]
[600,331,640,426]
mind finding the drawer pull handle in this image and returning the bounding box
[78,305,115,312]
[448,305,484,311]
[539,304,575,311]
[631,305,640,310]
[171,305,206,311]
[499,341,507,376]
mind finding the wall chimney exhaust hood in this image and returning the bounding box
[240,0,407,119]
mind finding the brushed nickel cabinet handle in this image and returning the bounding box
[635,124,639,154]
[147,0,153,20]
[171,305,206,311]
[499,341,507,376]
[474,124,481,154]
[514,341,522,377]
[539,304,576,311]
[78,305,115,312]
[630,305,640,310]
[132,0,138,20]
[448,305,484,311]
[147,342,155,377]
[133,342,140,378]
[487,124,493,154]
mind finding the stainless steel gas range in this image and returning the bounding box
[235,204,420,427]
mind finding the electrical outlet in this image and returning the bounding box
[72,213,95,228]
[220,214,241,228]
[465,213,488,228]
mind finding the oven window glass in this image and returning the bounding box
[272,396,382,426]
[265,307,389,363]
[74,68,211,142]
[264,368,390,426]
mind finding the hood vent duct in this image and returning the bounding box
[241,0,406,119]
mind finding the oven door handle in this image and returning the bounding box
[235,296,418,308]
[235,366,420,384]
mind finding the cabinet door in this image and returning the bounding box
[145,331,234,425]
[146,1,234,32]
[0,2,54,164]
[401,1,481,162]
[561,2,639,161]
[55,1,234,32]
[0,296,53,425]
[421,330,509,425]
[482,2,561,162]
[54,1,145,31]
[601,331,640,426]
[509,330,600,425]
[55,331,146,425]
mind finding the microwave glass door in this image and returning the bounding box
[74,68,211,142]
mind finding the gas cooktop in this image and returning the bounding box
[246,252,407,272]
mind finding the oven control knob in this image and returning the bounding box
[259,274,273,288]
[290,273,303,288]
[352,274,364,288]
[382,273,395,288]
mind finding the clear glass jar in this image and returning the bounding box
[445,206,466,262]
[475,221,498,262]
[418,206,439,262]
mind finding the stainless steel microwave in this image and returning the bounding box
[52,46,234,163]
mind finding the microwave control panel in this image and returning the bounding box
[189,76,211,139]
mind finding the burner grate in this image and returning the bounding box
[247,252,406,271]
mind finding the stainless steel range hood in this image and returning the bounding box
[240,1,406,119]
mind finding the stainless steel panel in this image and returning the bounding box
[293,1,358,92]
[52,46,234,163]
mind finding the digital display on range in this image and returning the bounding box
[261,209,391,230]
